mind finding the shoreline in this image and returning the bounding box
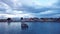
[0,21,60,22]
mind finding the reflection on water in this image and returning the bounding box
[8,22,11,25]
[0,22,60,34]
[21,23,28,30]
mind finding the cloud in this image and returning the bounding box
[54,0,60,6]
[0,13,34,18]
[0,0,60,18]
[52,14,60,18]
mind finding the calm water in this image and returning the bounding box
[0,22,60,34]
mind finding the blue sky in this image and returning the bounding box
[0,0,60,18]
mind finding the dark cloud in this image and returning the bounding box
[0,8,6,11]
[16,5,51,13]
[0,0,14,7]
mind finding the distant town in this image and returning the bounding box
[0,17,60,22]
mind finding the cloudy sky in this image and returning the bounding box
[0,0,60,18]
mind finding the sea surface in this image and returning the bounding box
[0,22,60,34]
